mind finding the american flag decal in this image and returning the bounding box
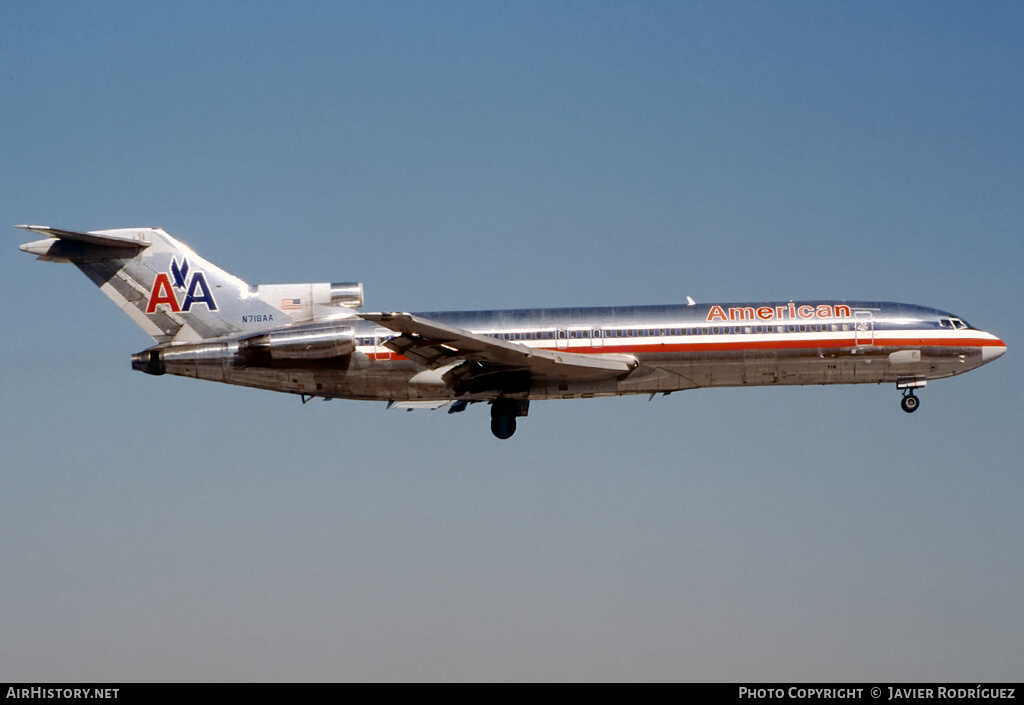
[281,297,302,311]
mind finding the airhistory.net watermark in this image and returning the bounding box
[6,689,118,699]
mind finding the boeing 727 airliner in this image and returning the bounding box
[17,225,1007,438]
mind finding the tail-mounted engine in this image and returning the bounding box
[238,324,355,361]
[132,324,356,378]
[256,282,363,321]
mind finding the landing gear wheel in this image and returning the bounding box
[489,398,527,439]
[491,415,517,439]
[901,393,919,413]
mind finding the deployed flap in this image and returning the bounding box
[387,400,453,411]
[362,312,639,381]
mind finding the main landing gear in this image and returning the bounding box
[900,388,920,413]
[490,399,529,439]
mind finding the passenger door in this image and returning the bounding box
[854,310,874,347]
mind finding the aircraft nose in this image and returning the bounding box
[982,340,1007,363]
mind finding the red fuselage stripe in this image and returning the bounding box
[364,335,1004,360]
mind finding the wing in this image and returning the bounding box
[362,312,639,389]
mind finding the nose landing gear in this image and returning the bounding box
[897,378,925,414]
[900,389,920,413]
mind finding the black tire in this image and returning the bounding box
[490,416,516,439]
[901,395,919,413]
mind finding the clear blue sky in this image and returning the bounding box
[2,1,1022,681]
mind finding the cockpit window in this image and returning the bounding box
[940,317,971,330]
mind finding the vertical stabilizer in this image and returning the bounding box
[17,225,285,343]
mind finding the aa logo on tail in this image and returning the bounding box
[146,257,218,314]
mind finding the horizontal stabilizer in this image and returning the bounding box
[16,225,151,250]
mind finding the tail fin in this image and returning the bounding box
[17,225,286,343]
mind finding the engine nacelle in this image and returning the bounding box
[239,325,355,360]
[132,341,235,380]
[326,282,363,308]
[132,324,356,379]
[256,282,363,320]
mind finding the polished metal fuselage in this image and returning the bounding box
[19,227,1004,416]
[157,300,1006,403]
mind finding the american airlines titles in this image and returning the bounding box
[707,303,852,323]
